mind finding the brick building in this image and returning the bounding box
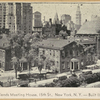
[0,34,11,71]
[38,38,96,73]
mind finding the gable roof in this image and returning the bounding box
[38,38,75,50]
[77,20,100,35]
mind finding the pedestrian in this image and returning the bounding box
[17,83,20,87]
[35,79,36,83]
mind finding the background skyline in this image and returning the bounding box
[31,3,100,25]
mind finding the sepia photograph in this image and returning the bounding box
[0,2,100,88]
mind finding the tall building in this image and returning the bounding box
[22,3,33,34]
[61,14,71,25]
[33,11,42,34]
[0,3,33,34]
[76,5,81,30]
[0,3,15,32]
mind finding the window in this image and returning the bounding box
[71,62,73,69]
[62,62,65,70]
[81,60,84,66]
[57,61,59,67]
[62,50,65,58]
[67,62,70,69]
[53,50,55,56]
[43,50,45,54]
[50,50,51,55]
[73,50,75,57]
[77,50,79,56]
[70,50,72,55]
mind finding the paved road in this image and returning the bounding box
[0,69,82,87]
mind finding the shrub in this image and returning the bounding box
[59,76,67,80]
[53,78,59,83]
[55,82,62,87]
[79,74,99,84]
[55,77,80,87]
[96,72,100,81]
[61,79,71,87]
[68,77,80,87]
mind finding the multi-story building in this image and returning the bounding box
[76,17,100,38]
[0,34,11,71]
[42,13,61,37]
[75,5,81,30]
[0,3,33,34]
[42,18,60,37]
[38,37,96,73]
[76,17,100,59]
[61,14,71,25]
[33,11,42,35]
[22,3,33,34]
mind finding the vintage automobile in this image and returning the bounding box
[86,81,100,88]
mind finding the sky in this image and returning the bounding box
[31,2,100,25]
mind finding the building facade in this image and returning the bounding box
[42,13,61,37]
[75,5,81,30]
[61,14,71,25]
[22,3,33,34]
[33,11,42,34]
[0,34,11,71]
[38,38,96,73]
[0,3,33,34]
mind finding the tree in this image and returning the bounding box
[26,53,33,82]
[9,31,25,59]
[38,59,44,80]
[59,30,68,39]
[11,56,19,79]
[0,27,10,35]
[45,58,51,70]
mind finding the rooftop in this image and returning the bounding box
[77,19,100,35]
[38,36,96,50]
[38,38,75,50]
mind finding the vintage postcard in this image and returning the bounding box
[0,1,100,99]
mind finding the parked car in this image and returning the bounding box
[69,74,77,78]
[19,84,28,87]
[86,81,100,88]
[18,74,29,80]
[82,69,92,75]
[79,70,92,78]
[56,73,67,80]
